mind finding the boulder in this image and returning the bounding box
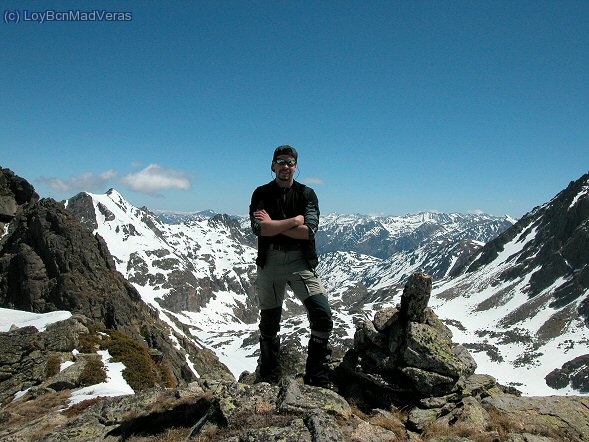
[0,316,92,403]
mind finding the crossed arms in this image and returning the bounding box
[253,210,310,240]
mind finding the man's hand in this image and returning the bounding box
[254,209,272,223]
[255,211,304,226]
[293,215,304,226]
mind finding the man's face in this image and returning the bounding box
[272,155,297,182]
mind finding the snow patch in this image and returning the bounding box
[0,308,72,332]
[68,350,134,405]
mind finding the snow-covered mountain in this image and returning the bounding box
[154,209,226,225]
[318,212,515,258]
[431,173,589,395]
[65,190,262,376]
[63,174,589,396]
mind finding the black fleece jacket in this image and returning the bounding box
[249,180,320,268]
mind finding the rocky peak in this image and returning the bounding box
[65,191,99,231]
[457,172,589,322]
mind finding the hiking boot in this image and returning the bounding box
[303,336,333,388]
[256,335,281,384]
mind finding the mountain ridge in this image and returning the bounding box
[433,172,589,394]
[3,166,588,396]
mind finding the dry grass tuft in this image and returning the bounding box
[126,427,191,442]
[422,421,491,441]
[62,397,105,418]
[45,353,62,378]
[369,414,407,436]
[156,361,178,389]
[422,407,572,442]
[230,407,295,432]
[191,425,219,442]
[484,407,522,438]
[0,390,70,429]
[188,404,295,441]
[486,408,579,441]
[349,403,370,420]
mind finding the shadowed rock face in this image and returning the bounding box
[0,197,143,323]
[546,354,589,393]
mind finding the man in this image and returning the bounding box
[249,145,333,387]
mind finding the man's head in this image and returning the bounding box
[272,145,298,186]
[273,145,298,162]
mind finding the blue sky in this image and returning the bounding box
[2,1,587,218]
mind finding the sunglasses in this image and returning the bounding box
[274,159,297,167]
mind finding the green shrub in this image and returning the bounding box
[79,357,107,386]
[78,323,106,353]
[157,361,178,389]
[105,330,158,391]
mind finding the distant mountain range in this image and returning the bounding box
[58,171,589,395]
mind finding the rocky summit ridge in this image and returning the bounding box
[0,167,232,402]
[56,183,519,390]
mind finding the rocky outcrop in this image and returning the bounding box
[335,272,477,406]
[64,192,99,232]
[0,378,358,441]
[1,273,588,441]
[546,354,589,393]
[0,315,89,404]
[2,371,588,441]
[482,394,589,441]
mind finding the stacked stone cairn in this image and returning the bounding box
[335,272,477,409]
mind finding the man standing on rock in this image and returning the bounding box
[249,145,333,387]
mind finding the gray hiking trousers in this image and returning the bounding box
[256,250,326,309]
[256,249,332,339]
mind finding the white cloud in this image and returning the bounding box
[37,165,191,197]
[38,170,117,193]
[303,177,325,185]
[120,164,191,196]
